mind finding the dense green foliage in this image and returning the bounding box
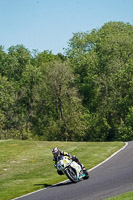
[0,21,133,141]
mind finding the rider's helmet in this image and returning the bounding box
[52,147,60,157]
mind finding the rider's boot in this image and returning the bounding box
[78,162,88,175]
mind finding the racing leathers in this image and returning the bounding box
[53,150,87,175]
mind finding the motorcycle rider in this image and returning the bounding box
[52,147,89,176]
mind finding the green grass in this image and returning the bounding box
[106,191,133,199]
[0,140,124,200]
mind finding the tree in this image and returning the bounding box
[0,75,15,139]
[33,61,87,141]
[66,21,133,141]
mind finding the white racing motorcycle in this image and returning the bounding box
[56,155,89,183]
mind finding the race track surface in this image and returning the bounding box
[14,141,133,200]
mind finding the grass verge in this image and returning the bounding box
[107,192,133,200]
[106,191,133,199]
[0,140,124,200]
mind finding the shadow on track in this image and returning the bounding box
[34,181,73,189]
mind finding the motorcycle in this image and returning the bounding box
[56,155,89,183]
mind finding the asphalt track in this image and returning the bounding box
[13,141,133,200]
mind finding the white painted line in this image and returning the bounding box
[12,142,128,200]
[12,179,69,200]
[12,188,47,200]
[88,142,128,172]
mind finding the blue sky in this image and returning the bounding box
[0,0,133,54]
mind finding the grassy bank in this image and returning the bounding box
[0,140,124,200]
[107,191,133,199]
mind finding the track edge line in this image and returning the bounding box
[12,142,128,200]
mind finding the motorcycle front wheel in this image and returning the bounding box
[65,167,78,183]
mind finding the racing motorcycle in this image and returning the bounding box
[56,155,89,183]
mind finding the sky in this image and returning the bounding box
[0,0,133,54]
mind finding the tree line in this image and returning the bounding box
[0,21,133,141]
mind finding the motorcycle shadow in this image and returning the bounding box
[52,181,73,187]
[35,181,73,189]
[34,183,52,188]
